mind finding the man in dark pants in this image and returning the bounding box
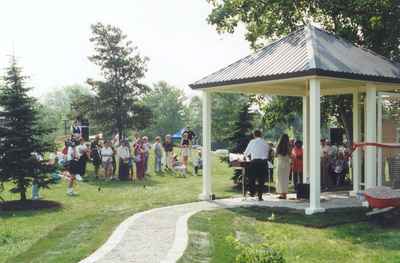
[77,138,88,177]
[244,130,270,201]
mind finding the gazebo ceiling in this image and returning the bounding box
[190,25,400,95]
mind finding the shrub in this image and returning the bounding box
[227,236,285,263]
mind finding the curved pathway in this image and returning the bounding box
[80,194,361,263]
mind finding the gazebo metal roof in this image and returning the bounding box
[190,25,400,90]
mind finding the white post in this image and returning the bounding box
[365,84,377,189]
[302,95,310,183]
[306,79,325,215]
[351,90,361,194]
[199,91,213,200]
[377,94,383,186]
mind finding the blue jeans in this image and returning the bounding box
[155,156,162,172]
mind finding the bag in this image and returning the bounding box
[135,155,141,162]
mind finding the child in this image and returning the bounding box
[66,141,80,195]
[180,132,190,172]
[193,150,202,175]
[172,154,186,177]
[330,152,348,186]
[154,136,163,173]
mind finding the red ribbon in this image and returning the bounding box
[352,142,400,150]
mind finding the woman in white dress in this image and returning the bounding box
[276,134,290,199]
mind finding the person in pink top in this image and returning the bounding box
[134,139,145,180]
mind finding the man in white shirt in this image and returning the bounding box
[243,130,270,201]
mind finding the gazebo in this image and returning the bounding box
[189,25,400,214]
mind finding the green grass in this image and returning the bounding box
[180,207,400,263]
[0,153,238,263]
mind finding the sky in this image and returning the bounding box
[0,0,252,98]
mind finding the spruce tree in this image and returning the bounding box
[227,102,253,153]
[0,58,54,201]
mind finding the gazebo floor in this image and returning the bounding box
[214,191,362,211]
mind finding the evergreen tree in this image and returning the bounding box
[0,58,54,201]
[226,102,253,153]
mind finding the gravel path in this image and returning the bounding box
[80,194,361,263]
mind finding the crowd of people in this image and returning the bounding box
[243,131,352,200]
[51,125,201,196]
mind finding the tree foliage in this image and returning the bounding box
[0,58,55,201]
[43,84,92,135]
[212,93,251,148]
[142,81,186,139]
[227,101,254,153]
[207,0,400,141]
[85,22,150,139]
[185,95,203,142]
[207,0,400,60]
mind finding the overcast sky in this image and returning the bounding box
[0,0,252,98]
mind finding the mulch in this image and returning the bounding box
[0,200,62,212]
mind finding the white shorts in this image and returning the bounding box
[181,147,190,157]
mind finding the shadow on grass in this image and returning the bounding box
[227,206,369,228]
[0,202,63,219]
[4,211,128,263]
[225,206,400,251]
[83,176,161,189]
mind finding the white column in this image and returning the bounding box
[306,79,325,215]
[302,96,310,183]
[199,91,213,200]
[351,90,361,194]
[377,94,383,186]
[365,84,377,189]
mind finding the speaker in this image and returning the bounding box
[81,127,89,141]
[80,119,89,141]
[295,183,310,199]
[330,128,344,145]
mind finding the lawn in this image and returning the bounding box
[179,207,400,263]
[0,153,237,263]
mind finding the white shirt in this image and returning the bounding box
[244,137,269,160]
[143,142,151,153]
[76,144,88,158]
[67,146,78,161]
[101,147,113,163]
[117,146,130,160]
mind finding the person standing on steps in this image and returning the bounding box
[276,134,291,199]
[291,140,303,187]
[243,130,269,201]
